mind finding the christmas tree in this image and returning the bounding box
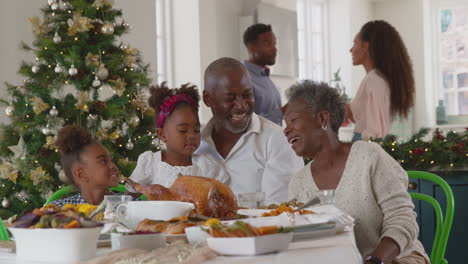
[0,0,158,219]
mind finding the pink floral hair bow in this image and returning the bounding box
[156,94,199,128]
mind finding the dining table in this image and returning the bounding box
[0,205,363,264]
[0,229,362,264]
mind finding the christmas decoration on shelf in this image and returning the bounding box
[0,0,154,219]
[373,128,468,171]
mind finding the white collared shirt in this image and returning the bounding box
[126,151,227,192]
[195,113,304,204]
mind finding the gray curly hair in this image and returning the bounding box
[285,80,345,133]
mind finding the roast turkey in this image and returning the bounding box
[126,175,238,218]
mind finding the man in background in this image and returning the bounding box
[243,23,283,125]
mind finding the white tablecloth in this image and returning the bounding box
[0,231,362,264]
[207,231,362,264]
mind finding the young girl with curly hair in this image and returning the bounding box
[51,125,120,207]
[347,20,415,141]
[126,83,225,191]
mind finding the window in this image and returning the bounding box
[297,0,329,82]
[436,4,468,115]
[155,0,173,85]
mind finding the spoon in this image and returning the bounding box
[89,200,107,219]
[296,197,320,210]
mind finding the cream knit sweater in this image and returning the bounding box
[288,141,429,262]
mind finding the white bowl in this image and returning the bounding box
[116,201,195,229]
[206,232,293,255]
[111,232,166,250]
[9,226,102,263]
[185,225,210,244]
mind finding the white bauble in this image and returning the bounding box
[49,106,59,117]
[87,114,98,122]
[125,140,134,150]
[31,64,40,73]
[5,105,14,117]
[68,64,78,76]
[128,115,140,127]
[51,2,59,10]
[41,125,53,135]
[2,198,10,208]
[53,32,62,44]
[58,170,69,183]
[54,64,63,73]
[101,23,115,35]
[97,64,109,80]
[92,76,101,87]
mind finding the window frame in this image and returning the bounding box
[431,0,468,117]
[297,0,329,82]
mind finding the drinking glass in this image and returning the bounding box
[103,195,132,220]
[318,189,335,205]
[237,192,266,208]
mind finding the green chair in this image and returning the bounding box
[407,171,454,264]
[44,184,127,205]
[0,218,9,241]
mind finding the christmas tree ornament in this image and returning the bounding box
[51,2,59,10]
[101,23,114,35]
[5,105,14,117]
[9,137,25,161]
[31,64,40,73]
[2,197,10,208]
[125,140,134,150]
[30,96,50,115]
[94,100,107,112]
[60,1,70,10]
[120,44,128,50]
[87,114,98,121]
[48,0,55,5]
[54,64,64,73]
[68,64,78,76]
[53,32,62,43]
[97,64,109,80]
[128,115,140,127]
[121,123,129,134]
[92,76,101,87]
[49,105,59,117]
[41,124,53,135]
[58,169,69,183]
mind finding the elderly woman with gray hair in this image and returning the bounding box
[283,81,429,264]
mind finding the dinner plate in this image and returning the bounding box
[207,232,293,256]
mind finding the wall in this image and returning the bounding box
[373,0,427,134]
[0,0,44,125]
[0,0,158,125]
[350,0,373,96]
[328,0,372,97]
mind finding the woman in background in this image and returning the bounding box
[346,20,415,141]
